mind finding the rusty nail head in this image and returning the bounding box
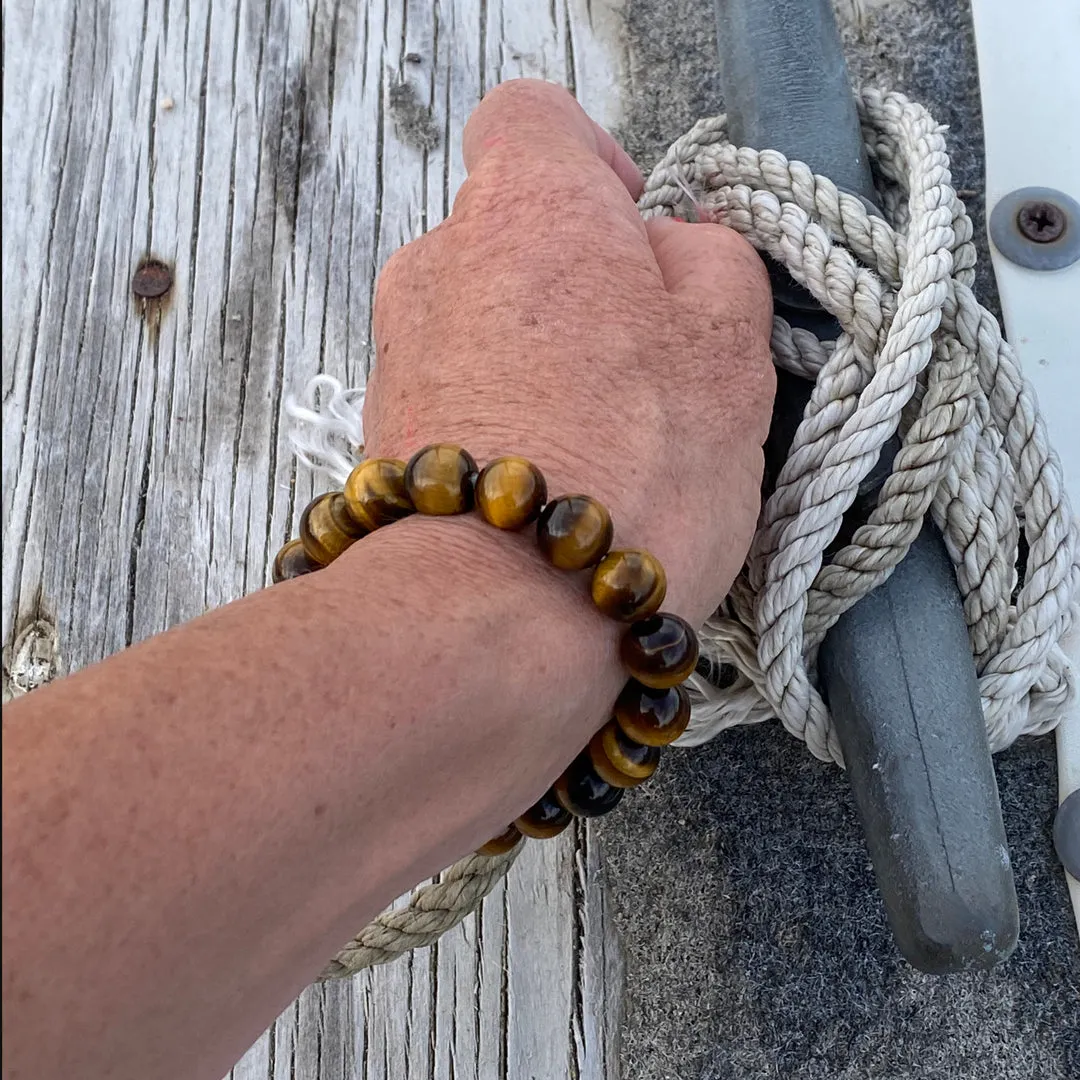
[1016,200,1067,244]
[132,260,173,299]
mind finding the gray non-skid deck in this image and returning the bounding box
[3,0,1077,1077]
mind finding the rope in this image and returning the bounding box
[641,88,1078,760]
[320,845,522,978]
[290,88,1079,977]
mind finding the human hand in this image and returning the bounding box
[362,80,774,621]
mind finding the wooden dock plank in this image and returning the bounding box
[2,1,627,1076]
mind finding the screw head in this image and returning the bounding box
[1016,200,1067,244]
[132,260,173,299]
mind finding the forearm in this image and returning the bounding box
[2,513,624,1080]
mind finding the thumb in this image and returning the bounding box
[645,217,773,339]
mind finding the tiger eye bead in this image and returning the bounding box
[477,823,522,856]
[590,549,667,622]
[475,457,548,530]
[588,721,661,788]
[620,613,699,689]
[515,789,573,839]
[343,458,413,531]
[554,754,625,818]
[536,495,614,571]
[271,538,321,583]
[613,680,691,746]
[404,444,478,515]
[299,492,364,565]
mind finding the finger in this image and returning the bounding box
[590,123,644,200]
[645,217,774,339]
[462,79,643,199]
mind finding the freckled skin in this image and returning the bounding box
[363,79,774,622]
[2,80,773,1080]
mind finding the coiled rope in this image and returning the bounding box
[290,89,1079,977]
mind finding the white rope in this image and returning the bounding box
[286,373,367,486]
[640,88,1079,761]
[290,88,1080,974]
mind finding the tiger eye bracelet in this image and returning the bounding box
[271,444,698,856]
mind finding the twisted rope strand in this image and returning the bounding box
[320,845,522,979]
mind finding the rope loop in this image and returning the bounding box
[643,89,1078,764]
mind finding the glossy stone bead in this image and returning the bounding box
[590,549,667,622]
[475,456,548,530]
[515,789,572,839]
[613,680,691,746]
[588,721,660,788]
[271,538,321,583]
[536,495,613,571]
[343,458,413,531]
[404,444,478,515]
[477,823,522,856]
[620,613,699,689]
[299,492,364,565]
[554,753,625,818]
[330,491,368,538]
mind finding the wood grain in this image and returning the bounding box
[2,0,628,1075]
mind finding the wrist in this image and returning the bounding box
[360,428,708,618]
[281,442,708,868]
[317,512,626,861]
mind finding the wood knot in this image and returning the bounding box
[3,619,60,701]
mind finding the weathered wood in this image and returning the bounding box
[2,0,627,1076]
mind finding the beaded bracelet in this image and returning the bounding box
[272,444,698,857]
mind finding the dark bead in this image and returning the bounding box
[613,680,691,746]
[516,789,572,839]
[588,721,660,788]
[404,444,478,515]
[299,492,363,565]
[554,753,625,818]
[620,613,699,689]
[344,458,413,531]
[536,495,613,571]
[476,823,522,856]
[271,538,321,583]
[590,548,667,622]
[475,456,548,530]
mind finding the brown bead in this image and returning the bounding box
[404,444,478,515]
[536,495,613,571]
[299,492,363,565]
[515,790,572,839]
[588,721,660,788]
[477,823,522,856]
[475,456,548,530]
[329,491,368,538]
[343,458,413,531]
[271,538,321,583]
[620,613,699,689]
[590,549,667,622]
[553,753,625,818]
[613,680,691,746]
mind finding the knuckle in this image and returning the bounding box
[476,78,576,123]
[375,243,415,299]
[456,151,612,236]
[375,245,410,300]
[491,77,571,107]
[374,232,440,318]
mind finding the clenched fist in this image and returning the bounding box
[362,80,774,621]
